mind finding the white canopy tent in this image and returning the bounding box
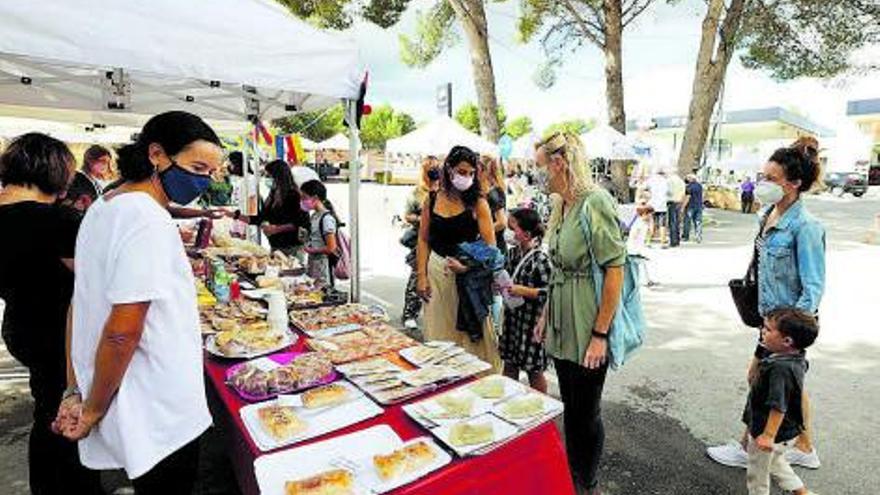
[386,116,496,156]
[318,133,352,151]
[300,136,320,151]
[580,125,638,160]
[510,133,540,160]
[0,0,368,299]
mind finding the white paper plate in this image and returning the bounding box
[430,413,520,457]
[204,331,297,359]
[401,388,493,427]
[355,437,452,494]
[335,358,404,377]
[465,375,527,403]
[492,392,564,426]
[240,382,383,452]
[254,425,450,495]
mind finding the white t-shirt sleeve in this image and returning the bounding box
[321,214,338,235]
[106,221,176,304]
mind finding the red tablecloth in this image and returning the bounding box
[204,337,576,495]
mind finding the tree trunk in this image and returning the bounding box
[450,0,501,143]
[676,0,748,177]
[603,0,629,201]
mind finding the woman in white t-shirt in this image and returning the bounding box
[55,111,224,493]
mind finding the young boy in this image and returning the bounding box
[743,308,819,495]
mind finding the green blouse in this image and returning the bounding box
[545,189,626,364]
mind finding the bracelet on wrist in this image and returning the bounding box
[591,330,609,340]
[62,385,81,401]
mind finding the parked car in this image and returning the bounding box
[825,171,868,197]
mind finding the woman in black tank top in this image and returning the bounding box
[415,146,500,367]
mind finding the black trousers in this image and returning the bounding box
[741,192,754,213]
[29,411,103,495]
[667,201,681,246]
[131,434,202,495]
[554,357,609,489]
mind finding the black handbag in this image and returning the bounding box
[399,227,418,249]
[729,215,769,328]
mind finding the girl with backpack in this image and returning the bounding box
[300,180,339,287]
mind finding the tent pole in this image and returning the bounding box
[346,100,361,302]
[252,123,262,246]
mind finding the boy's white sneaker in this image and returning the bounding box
[403,319,418,330]
[786,448,821,469]
[706,441,748,468]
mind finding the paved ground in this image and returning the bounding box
[1,183,878,494]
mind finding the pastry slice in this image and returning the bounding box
[257,405,308,441]
[470,377,505,399]
[372,440,437,481]
[434,395,475,418]
[302,383,351,409]
[284,468,354,495]
[448,422,495,447]
[501,396,545,420]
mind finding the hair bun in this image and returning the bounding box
[790,136,819,167]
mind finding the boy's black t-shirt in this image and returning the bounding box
[742,353,807,442]
[0,201,80,417]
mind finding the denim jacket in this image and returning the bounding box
[757,200,825,316]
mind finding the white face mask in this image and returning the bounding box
[503,229,517,245]
[755,180,785,205]
[451,173,474,192]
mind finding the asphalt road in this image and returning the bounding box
[1,184,878,494]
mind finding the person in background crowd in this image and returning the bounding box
[56,111,222,493]
[741,176,756,214]
[417,145,499,367]
[500,208,551,393]
[401,156,440,334]
[627,193,657,287]
[480,155,508,340]
[229,159,310,260]
[532,132,625,494]
[708,137,825,472]
[682,173,704,243]
[742,309,818,495]
[300,179,339,288]
[61,144,112,212]
[646,167,669,247]
[666,170,686,247]
[0,133,103,495]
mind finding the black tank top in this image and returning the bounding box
[427,192,479,257]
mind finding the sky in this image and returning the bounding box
[346,0,880,137]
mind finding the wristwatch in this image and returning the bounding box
[61,385,81,401]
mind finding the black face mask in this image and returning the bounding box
[427,168,441,181]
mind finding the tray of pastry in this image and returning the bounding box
[253,424,451,495]
[225,352,336,401]
[239,381,383,452]
[401,375,564,457]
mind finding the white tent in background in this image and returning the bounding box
[299,136,319,151]
[386,116,496,156]
[0,0,368,299]
[318,133,352,151]
[580,124,638,160]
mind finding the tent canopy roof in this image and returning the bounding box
[0,0,364,125]
[386,116,496,156]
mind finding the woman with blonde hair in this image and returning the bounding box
[400,156,441,333]
[532,132,626,494]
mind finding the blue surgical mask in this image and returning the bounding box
[159,161,212,205]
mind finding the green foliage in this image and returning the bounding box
[504,116,534,139]
[276,0,411,29]
[455,102,507,135]
[399,1,458,68]
[359,104,418,150]
[273,105,346,142]
[738,0,880,80]
[542,118,594,138]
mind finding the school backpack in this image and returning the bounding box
[577,190,647,369]
[319,212,352,281]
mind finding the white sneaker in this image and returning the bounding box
[404,319,418,330]
[706,441,748,469]
[786,448,821,469]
